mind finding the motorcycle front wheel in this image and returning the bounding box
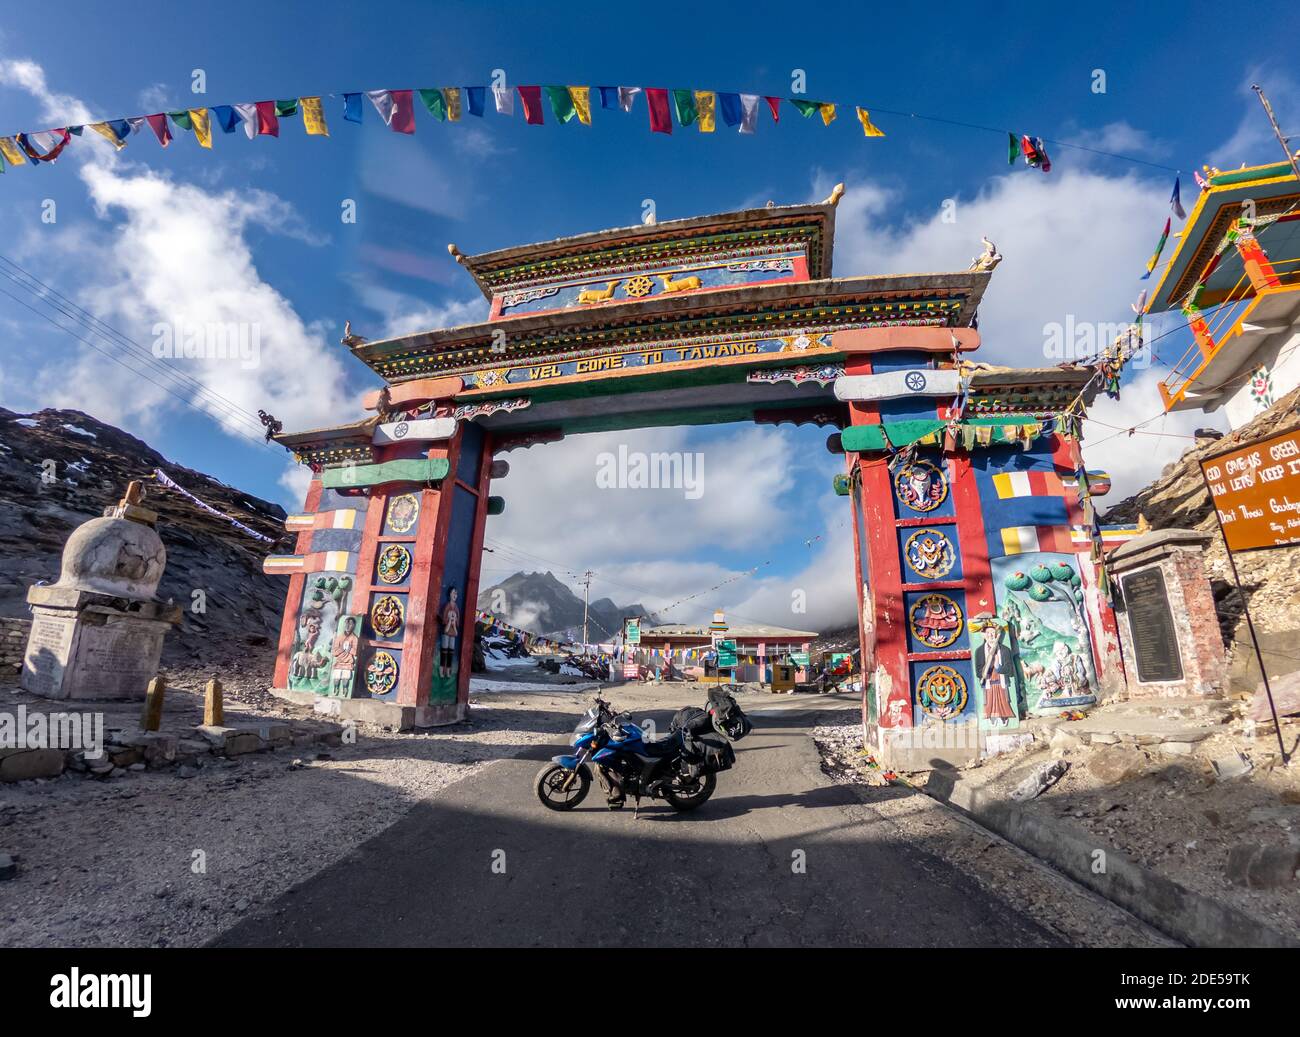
[662,770,717,812]
[534,763,591,811]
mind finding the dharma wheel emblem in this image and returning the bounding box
[904,370,927,392]
[916,665,968,720]
[393,421,410,439]
[623,275,654,298]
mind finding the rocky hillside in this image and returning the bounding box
[476,570,654,642]
[0,408,291,669]
[1101,385,1300,687]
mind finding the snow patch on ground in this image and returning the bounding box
[62,424,97,438]
[470,678,601,694]
[15,418,38,427]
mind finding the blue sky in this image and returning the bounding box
[2,0,1298,630]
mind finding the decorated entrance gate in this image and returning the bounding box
[265,188,1124,765]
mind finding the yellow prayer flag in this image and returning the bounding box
[88,123,126,151]
[695,90,716,132]
[301,96,330,136]
[819,103,836,126]
[568,86,591,126]
[189,109,212,149]
[443,87,462,121]
[0,137,26,166]
[856,107,886,137]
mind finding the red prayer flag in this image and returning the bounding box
[255,101,279,137]
[389,89,416,134]
[645,88,672,134]
[144,114,172,147]
[518,86,544,125]
[764,96,781,122]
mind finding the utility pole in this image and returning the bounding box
[580,570,594,650]
[1252,85,1300,184]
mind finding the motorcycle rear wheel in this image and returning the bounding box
[662,771,717,812]
[534,763,590,811]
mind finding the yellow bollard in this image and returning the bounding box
[204,677,224,727]
[141,676,166,732]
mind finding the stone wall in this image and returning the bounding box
[1,616,29,676]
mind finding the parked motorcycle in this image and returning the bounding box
[533,690,752,813]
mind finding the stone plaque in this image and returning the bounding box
[1121,567,1184,684]
[22,611,77,697]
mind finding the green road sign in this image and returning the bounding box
[716,640,737,668]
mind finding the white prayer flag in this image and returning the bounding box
[739,94,760,134]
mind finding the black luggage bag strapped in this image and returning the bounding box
[670,690,751,776]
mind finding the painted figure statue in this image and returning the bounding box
[440,587,461,679]
[331,616,359,696]
[972,615,1018,724]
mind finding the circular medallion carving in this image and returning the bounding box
[370,594,405,638]
[894,458,948,513]
[909,594,964,649]
[904,528,956,580]
[366,650,398,696]
[377,544,411,584]
[386,493,419,533]
[916,665,968,720]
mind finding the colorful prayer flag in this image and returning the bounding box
[444,87,462,121]
[144,114,172,147]
[1170,174,1186,219]
[88,122,127,150]
[419,88,446,121]
[189,108,212,148]
[518,86,544,125]
[645,88,672,134]
[671,89,697,127]
[1007,132,1017,164]
[598,86,619,110]
[233,103,259,139]
[1141,218,1171,280]
[492,84,514,115]
[212,106,241,134]
[300,96,329,136]
[617,86,640,112]
[389,89,416,134]
[545,85,576,123]
[695,90,716,132]
[764,96,781,122]
[366,90,396,125]
[790,99,819,118]
[718,92,742,127]
[569,86,591,125]
[465,86,485,117]
[274,99,298,117]
[818,102,836,125]
[168,110,193,131]
[342,93,363,124]
[855,107,885,137]
[254,101,279,137]
[739,94,760,134]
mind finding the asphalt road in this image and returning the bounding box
[216,706,1071,947]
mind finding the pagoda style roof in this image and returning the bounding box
[449,198,839,300]
[350,270,989,383]
[1149,159,1300,312]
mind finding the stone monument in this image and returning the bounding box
[22,481,182,700]
[1108,528,1227,700]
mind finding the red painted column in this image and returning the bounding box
[455,434,495,705]
[273,478,322,688]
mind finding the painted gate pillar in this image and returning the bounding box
[268,386,502,729]
[836,338,1123,770]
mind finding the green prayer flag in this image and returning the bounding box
[671,89,697,126]
[790,99,820,118]
[275,99,299,117]
[1008,132,1018,164]
[168,110,193,131]
[544,85,576,122]
[418,88,446,121]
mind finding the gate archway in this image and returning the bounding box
[266,187,1123,768]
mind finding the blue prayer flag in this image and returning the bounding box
[718,92,742,127]
[465,86,485,117]
[343,93,363,124]
[598,86,619,110]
